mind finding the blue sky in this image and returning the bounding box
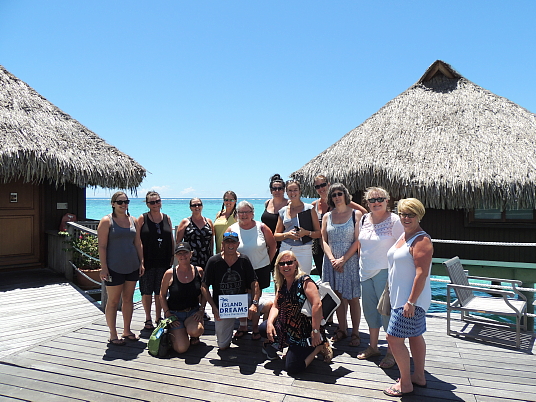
[1,1,535,199]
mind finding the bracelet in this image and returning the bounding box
[407,301,416,307]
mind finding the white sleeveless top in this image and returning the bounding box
[387,231,432,311]
[230,221,270,270]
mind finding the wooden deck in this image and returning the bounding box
[0,269,535,402]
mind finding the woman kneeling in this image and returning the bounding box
[160,242,205,353]
[259,250,332,374]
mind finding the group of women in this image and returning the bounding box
[97,175,433,396]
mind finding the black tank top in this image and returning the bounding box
[140,213,173,269]
[261,208,279,234]
[167,266,201,311]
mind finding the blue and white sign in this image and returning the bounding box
[218,294,249,319]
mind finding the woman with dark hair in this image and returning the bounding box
[259,250,332,373]
[274,179,321,274]
[321,183,362,346]
[137,191,174,331]
[261,174,288,236]
[312,175,367,276]
[98,191,144,346]
[160,242,205,353]
[383,198,433,397]
[175,198,214,268]
[214,191,237,253]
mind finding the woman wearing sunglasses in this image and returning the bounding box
[383,198,432,397]
[274,179,321,274]
[97,191,144,346]
[261,174,288,263]
[321,183,362,346]
[137,191,174,331]
[357,187,403,368]
[175,198,214,269]
[311,175,366,277]
[214,191,238,254]
[259,250,332,373]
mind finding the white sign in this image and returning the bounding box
[218,294,249,319]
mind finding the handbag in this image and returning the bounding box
[301,279,341,326]
[377,282,391,316]
[148,316,177,358]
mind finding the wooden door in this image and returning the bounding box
[0,181,41,268]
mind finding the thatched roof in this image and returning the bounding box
[0,65,146,190]
[292,60,536,210]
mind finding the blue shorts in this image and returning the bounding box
[387,306,427,338]
[106,267,139,286]
[170,307,200,329]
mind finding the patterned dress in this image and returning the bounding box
[183,217,213,268]
[322,212,360,300]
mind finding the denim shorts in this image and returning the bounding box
[170,307,200,330]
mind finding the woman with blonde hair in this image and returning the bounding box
[357,187,403,368]
[383,198,433,397]
[259,250,332,373]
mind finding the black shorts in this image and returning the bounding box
[139,266,168,295]
[255,264,272,290]
[106,267,139,286]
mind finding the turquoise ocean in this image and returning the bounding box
[87,197,451,314]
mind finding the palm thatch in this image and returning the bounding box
[291,60,536,210]
[0,65,146,190]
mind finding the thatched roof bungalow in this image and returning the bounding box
[292,60,536,262]
[0,65,146,269]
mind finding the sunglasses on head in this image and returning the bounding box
[224,198,236,202]
[398,212,417,218]
[115,199,130,205]
[367,197,386,204]
[278,260,296,267]
[190,203,203,208]
[314,182,328,190]
[147,199,161,205]
[223,232,239,240]
[271,186,284,191]
[331,192,344,198]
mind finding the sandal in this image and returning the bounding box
[379,351,396,369]
[357,345,381,360]
[143,320,155,331]
[233,328,248,339]
[349,333,361,347]
[122,333,140,341]
[190,337,200,346]
[108,338,126,346]
[251,331,261,341]
[319,341,333,364]
[331,328,347,343]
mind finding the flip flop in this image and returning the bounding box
[122,333,140,341]
[357,346,381,360]
[349,333,361,347]
[251,331,261,340]
[396,378,427,388]
[143,320,155,331]
[383,387,414,397]
[233,329,248,339]
[108,338,126,346]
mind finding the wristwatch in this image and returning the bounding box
[251,300,259,305]
[312,328,319,334]
[407,301,416,307]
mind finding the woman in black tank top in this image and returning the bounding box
[261,174,289,266]
[160,242,206,354]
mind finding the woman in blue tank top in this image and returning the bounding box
[98,191,144,346]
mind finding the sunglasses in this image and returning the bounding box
[271,187,284,191]
[278,260,296,267]
[190,203,203,208]
[367,197,386,203]
[224,198,236,202]
[398,212,417,218]
[115,200,130,205]
[147,199,161,205]
[331,192,344,198]
[314,182,328,190]
[223,232,239,239]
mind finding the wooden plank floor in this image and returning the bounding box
[0,269,535,401]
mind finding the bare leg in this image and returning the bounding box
[185,315,204,339]
[154,294,163,321]
[142,294,153,322]
[105,284,124,340]
[408,335,427,386]
[386,334,413,394]
[368,327,380,349]
[170,327,191,354]
[252,301,273,334]
[121,280,137,336]
[348,297,361,336]
[335,293,348,331]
